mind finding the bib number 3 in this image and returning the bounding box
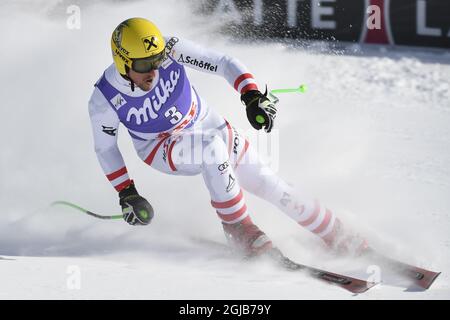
[165,106,182,124]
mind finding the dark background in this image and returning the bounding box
[201,0,450,49]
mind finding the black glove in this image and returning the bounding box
[119,182,154,226]
[241,88,277,133]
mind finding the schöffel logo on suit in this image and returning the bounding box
[178,54,218,72]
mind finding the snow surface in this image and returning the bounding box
[1,0,450,299]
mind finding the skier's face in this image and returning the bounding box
[128,69,157,91]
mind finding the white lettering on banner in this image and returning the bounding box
[253,0,263,26]
[416,0,441,37]
[127,70,181,125]
[287,0,300,28]
[367,5,381,30]
[312,0,336,30]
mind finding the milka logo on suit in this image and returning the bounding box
[127,70,181,125]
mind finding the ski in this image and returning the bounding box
[190,237,376,293]
[364,248,441,289]
[268,248,376,294]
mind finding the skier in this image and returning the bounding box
[88,17,366,257]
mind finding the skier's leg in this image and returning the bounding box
[223,122,366,254]
[198,131,273,255]
[142,126,273,256]
[141,130,247,218]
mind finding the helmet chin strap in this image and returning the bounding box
[123,65,135,92]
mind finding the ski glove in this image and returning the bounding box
[119,182,154,226]
[241,88,277,133]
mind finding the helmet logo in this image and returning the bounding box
[112,24,124,48]
[114,48,130,64]
[142,36,158,52]
[113,23,130,56]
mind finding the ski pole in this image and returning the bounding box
[270,84,307,95]
[51,201,123,220]
[267,84,307,107]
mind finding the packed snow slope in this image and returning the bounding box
[1,0,449,299]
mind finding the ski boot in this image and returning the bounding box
[323,219,369,257]
[222,216,273,257]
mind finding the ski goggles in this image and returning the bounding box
[131,50,166,73]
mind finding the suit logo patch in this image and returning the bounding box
[110,93,126,110]
[226,174,236,192]
[102,125,117,136]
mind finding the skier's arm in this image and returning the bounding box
[165,37,259,95]
[165,37,277,132]
[88,89,154,226]
[88,89,132,192]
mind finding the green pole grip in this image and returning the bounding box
[270,84,307,95]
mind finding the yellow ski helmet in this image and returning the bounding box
[111,18,166,75]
